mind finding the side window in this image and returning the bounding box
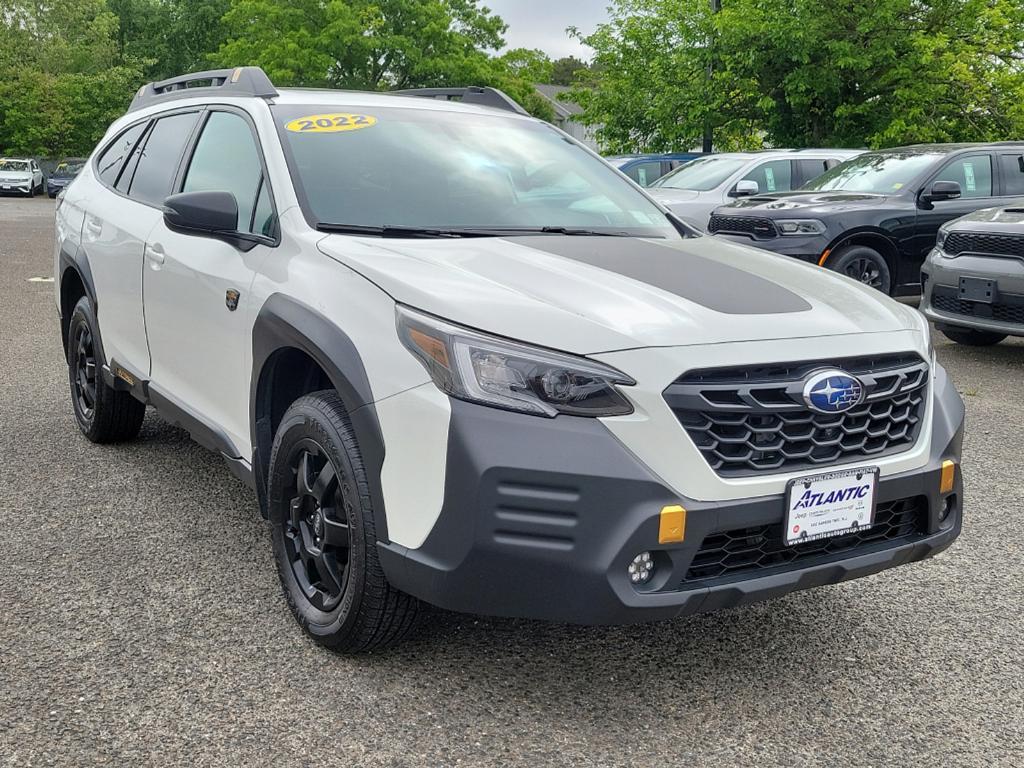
[182,111,266,233]
[252,179,274,237]
[999,154,1024,197]
[796,159,829,187]
[742,159,793,193]
[128,112,199,206]
[933,154,992,198]
[95,122,147,187]
[116,122,152,194]
[625,161,661,186]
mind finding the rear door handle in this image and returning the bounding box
[145,243,165,266]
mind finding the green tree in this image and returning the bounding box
[0,0,145,156]
[551,55,589,86]
[571,0,1024,152]
[500,47,554,84]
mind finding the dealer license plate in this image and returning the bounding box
[785,467,878,546]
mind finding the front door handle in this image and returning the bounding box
[145,243,165,266]
[85,218,102,236]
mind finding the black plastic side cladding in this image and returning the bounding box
[250,294,388,541]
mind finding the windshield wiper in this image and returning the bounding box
[317,223,642,238]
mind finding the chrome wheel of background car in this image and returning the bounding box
[282,440,351,612]
[71,323,97,420]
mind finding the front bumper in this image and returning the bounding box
[0,180,31,194]
[46,181,68,196]
[921,247,1024,337]
[713,231,827,263]
[379,367,964,625]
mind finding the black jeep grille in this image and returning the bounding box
[708,214,778,239]
[681,495,927,585]
[931,285,1024,326]
[665,354,928,477]
[944,231,1024,258]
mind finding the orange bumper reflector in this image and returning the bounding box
[818,249,831,267]
[940,460,957,494]
[659,505,686,544]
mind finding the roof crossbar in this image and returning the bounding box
[392,86,529,116]
[128,67,279,112]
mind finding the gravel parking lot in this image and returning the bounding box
[1,195,1022,767]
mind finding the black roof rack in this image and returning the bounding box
[392,86,528,116]
[128,67,278,112]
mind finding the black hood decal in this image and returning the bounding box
[508,237,811,315]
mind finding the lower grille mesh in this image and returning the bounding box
[682,495,927,585]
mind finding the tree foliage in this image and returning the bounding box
[571,0,1024,152]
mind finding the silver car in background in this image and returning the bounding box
[646,148,864,230]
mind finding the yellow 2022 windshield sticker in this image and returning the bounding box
[285,113,377,133]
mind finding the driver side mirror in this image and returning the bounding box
[163,190,265,251]
[922,180,962,203]
[730,179,760,198]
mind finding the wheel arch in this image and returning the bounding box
[251,294,388,540]
[823,228,900,293]
[58,247,99,361]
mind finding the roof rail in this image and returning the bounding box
[128,67,278,112]
[392,86,529,116]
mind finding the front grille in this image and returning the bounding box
[931,285,1024,325]
[682,495,927,585]
[708,214,778,239]
[944,231,1024,258]
[665,354,928,477]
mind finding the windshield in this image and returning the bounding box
[0,160,29,172]
[274,105,679,238]
[804,152,944,194]
[55,161,85,175]
[651,156,747,191]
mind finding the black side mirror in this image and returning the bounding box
[164,190,239,235]
[922,180,962,203]
[163,190,271,251]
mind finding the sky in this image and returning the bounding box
[484,0,611,60]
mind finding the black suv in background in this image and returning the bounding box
[921,203,1024,346]
[707,143,1024,296]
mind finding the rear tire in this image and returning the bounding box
[938,325,1007,347]
[268,390,422,653]
[67,296,146,443]
[828,245,892,294]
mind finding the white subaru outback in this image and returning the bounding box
[55,68,964,652]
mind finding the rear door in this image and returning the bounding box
[82,110,201,377]
[998,152,1024,199]
[142,107,277,455]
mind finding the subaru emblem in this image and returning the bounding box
[802,369,864,414]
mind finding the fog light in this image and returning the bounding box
[628,552,654,585]
[939,494,956,522]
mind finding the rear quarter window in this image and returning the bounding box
[127,112,200,206]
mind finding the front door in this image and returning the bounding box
[143,108,277,456]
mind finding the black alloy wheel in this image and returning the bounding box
[71,322,98,420]
[829,244,892,294]
[282,439,352,612]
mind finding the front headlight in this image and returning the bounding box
[396,306,635,418]
[935,224,950,250]
[775,219,827,236]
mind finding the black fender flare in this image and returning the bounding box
[250,293,389,541]
[57,245,102,362]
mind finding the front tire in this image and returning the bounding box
[67,296,146,443]
[828,245,892,294]
[268,390,421,652]
[938,325,1007,346]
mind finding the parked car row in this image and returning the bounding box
[621,143,1024,347]
[0,157,85,197]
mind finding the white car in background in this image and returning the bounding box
[647,149,864,230]
[0,158,45,197]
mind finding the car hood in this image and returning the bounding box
[945,201,1024,231]
[723,190,889,216]
[317,234,922,354]
[646,188,702,204]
